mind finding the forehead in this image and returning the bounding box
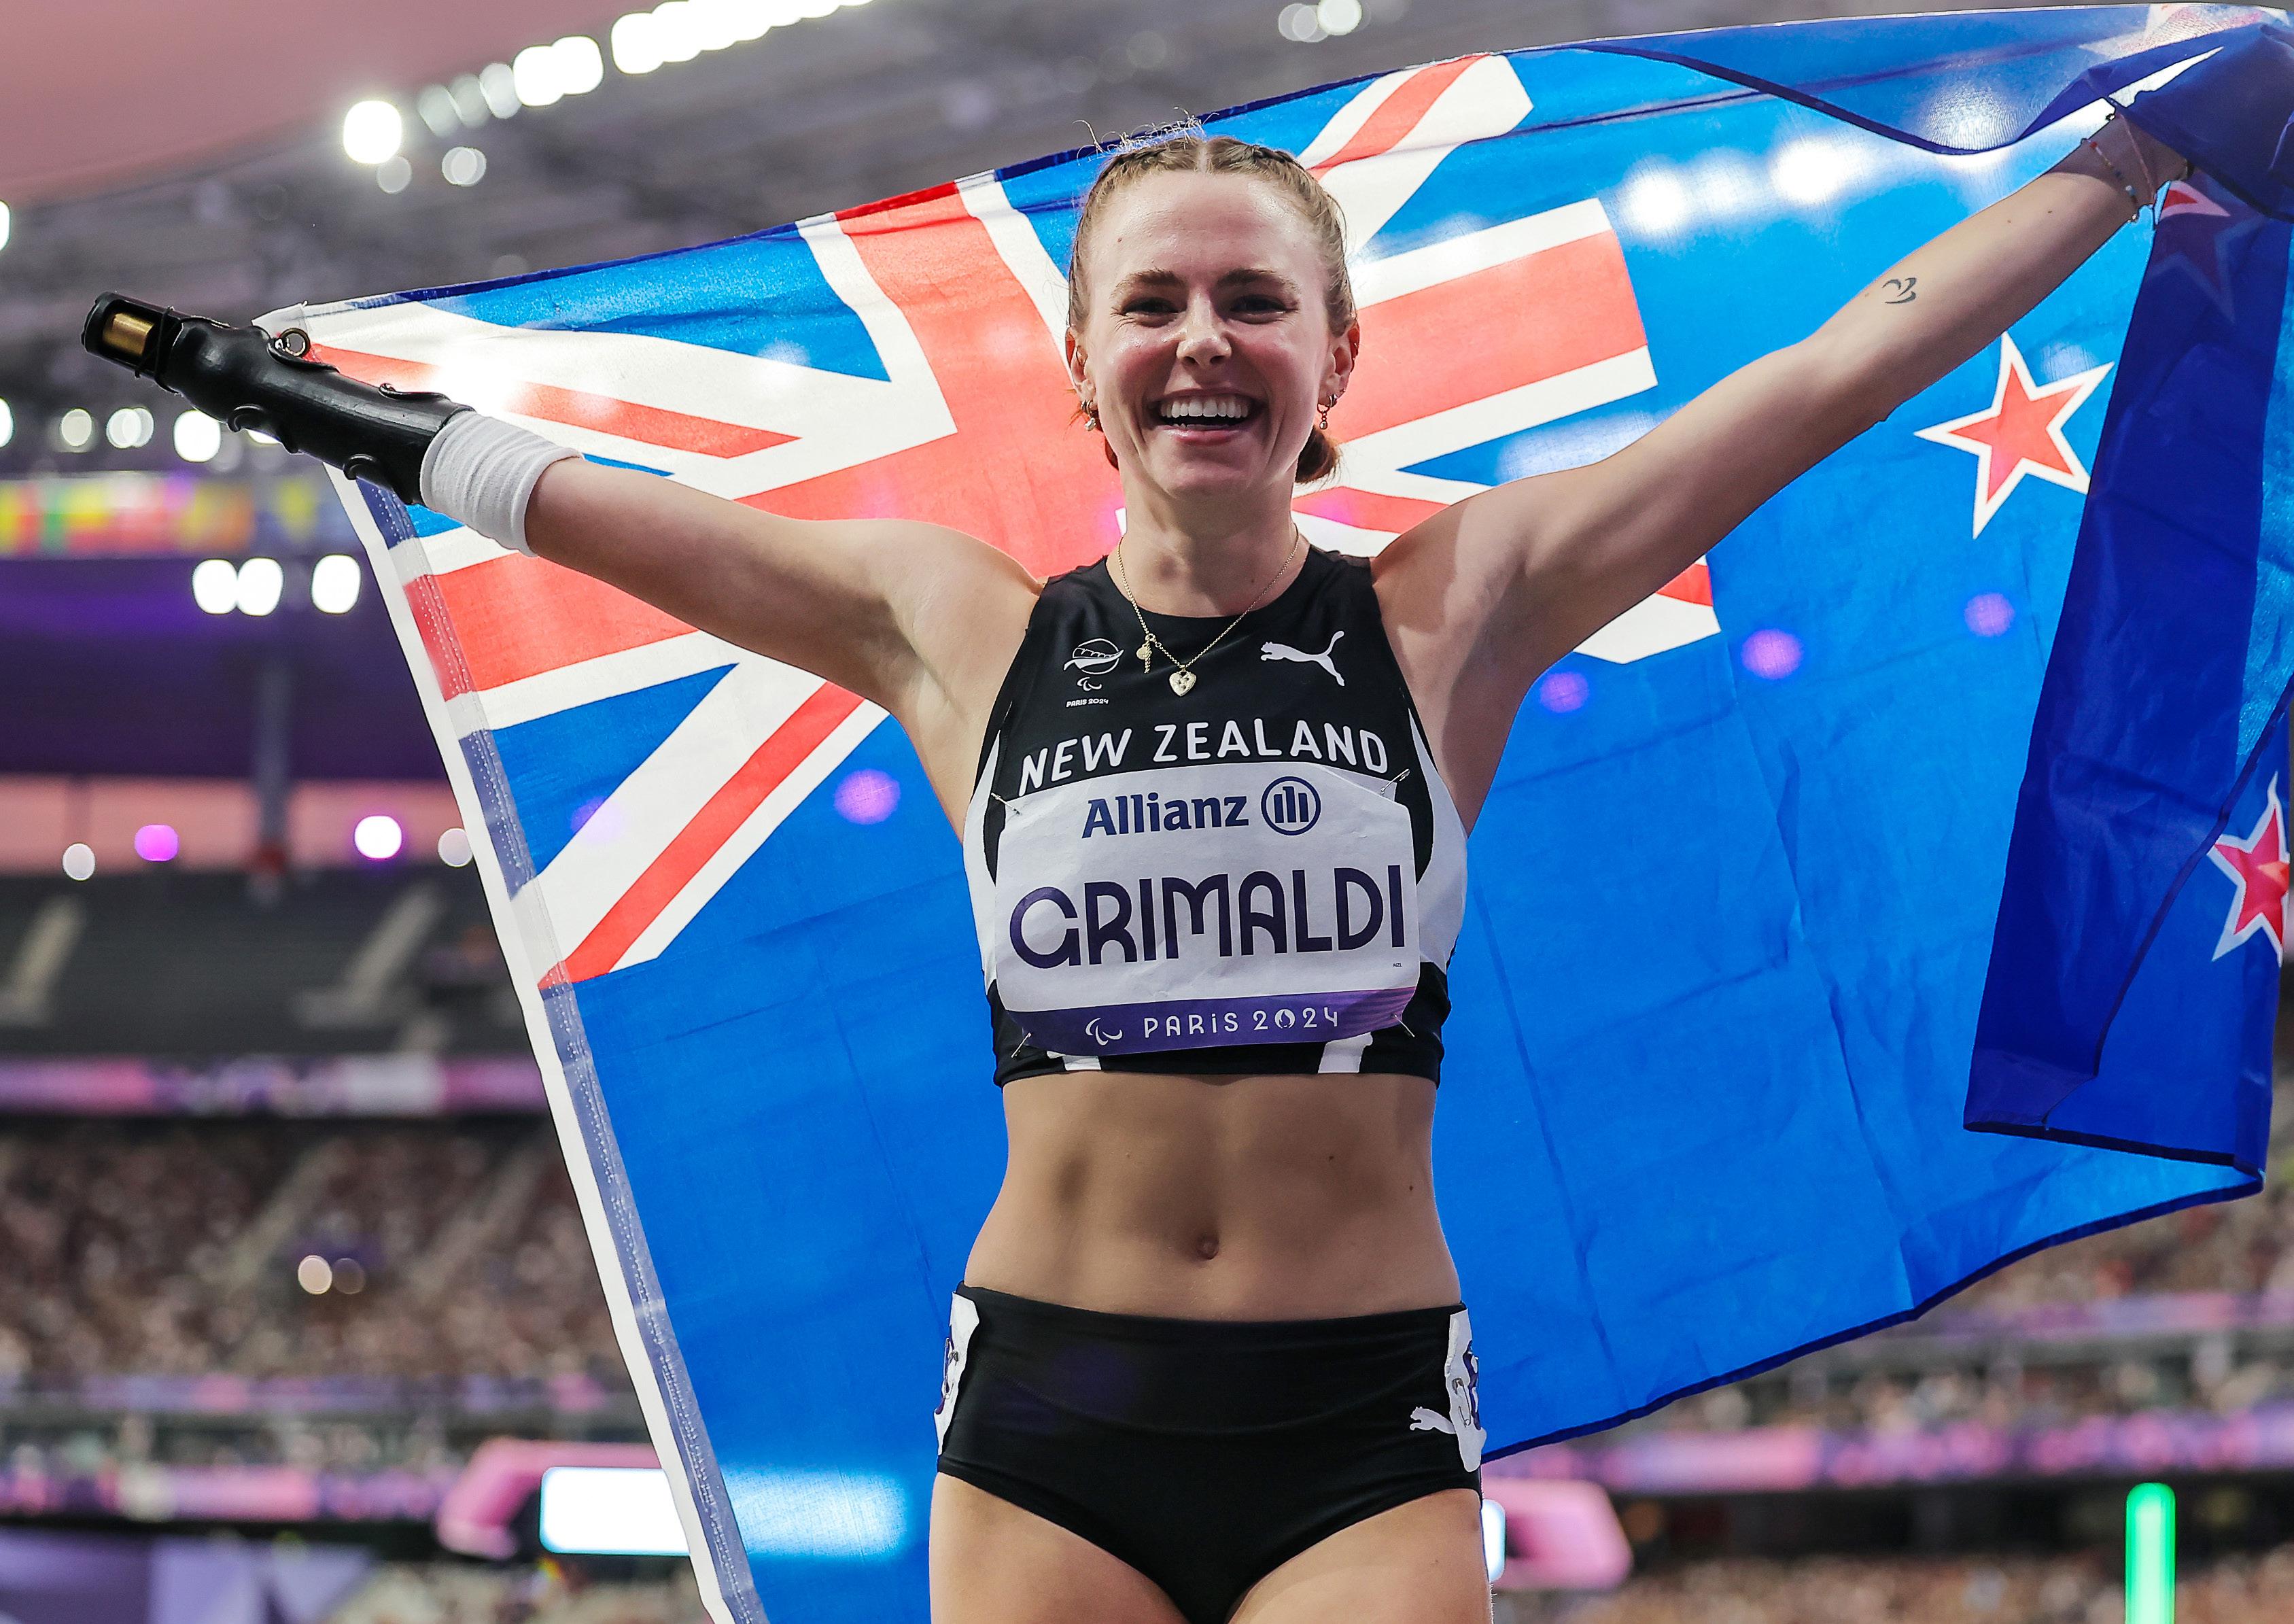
[1082,169,1320,282]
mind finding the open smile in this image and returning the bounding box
[1149,392,1264,437]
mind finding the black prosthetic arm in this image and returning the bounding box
[82,294,469,504]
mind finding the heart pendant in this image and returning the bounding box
[1168,669,1197,696]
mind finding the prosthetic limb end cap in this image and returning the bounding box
[82,293,173,380]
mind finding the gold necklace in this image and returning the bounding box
[1111,526,1303,696]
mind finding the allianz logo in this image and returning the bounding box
[1081,777,1322,839]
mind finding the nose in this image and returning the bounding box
[1175,294,1231,366]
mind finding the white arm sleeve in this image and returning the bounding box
[416,411,581,557]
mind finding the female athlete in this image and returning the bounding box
[85,63,2238,1623]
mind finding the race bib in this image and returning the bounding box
[990,759,1420,1055]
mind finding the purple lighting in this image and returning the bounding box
[133,823,179,862]
[570,796,625,842]
[1535,671,1589,713]
[834,769,900,825]
[1740,629,1803,680]
[1964,591,2015,637]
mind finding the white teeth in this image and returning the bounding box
[1158,396,1253,423]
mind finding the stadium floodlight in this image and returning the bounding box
[416,84,461,137]
[0,200,10,254]
[513,44,567,107]
[191,559,239,615]
[58,409,94,450]
[311,553,362,614]
[342,99,404,165]
[173,410,222,463]
[442,147,489,187]
[692,0,743,51]
[0,398,12,449]
[354,814,404,861]
[438,827,474,867]
[554,36,606,94]
[2127,1483,2174,1624]
[652,1,703,63]
[1317,0,1362,35]
[612,12,666,72]
[61,843,94,882]
[106,405,154,449]
[479,63,522,119]
[517,36,606,105]
[236,556,284,617]
[296,1255,333,1294]
[133,823,179,862]
[1482,1498,1506,1583]
[1278,3,1325,42]
[449,74,491,124]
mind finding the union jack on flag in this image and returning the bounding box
[297,13,2290,1621]
[309,54,1697,990]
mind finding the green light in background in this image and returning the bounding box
[2127,1482,2176,1624]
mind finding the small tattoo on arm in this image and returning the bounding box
[1881,275,1918,305]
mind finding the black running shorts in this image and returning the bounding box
[933,1284,1484,1624]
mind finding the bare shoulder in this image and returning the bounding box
[885,520,1043,706]
[863,518,1043,816]
[1367,479,1571,822]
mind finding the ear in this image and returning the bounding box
[1323,318,1361,409]
[1064,327,1090,403]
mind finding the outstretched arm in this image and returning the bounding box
[1380,114,2187,817]
[80,296,1039,818]
[521,460,1037,795]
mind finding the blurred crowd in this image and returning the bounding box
[0,1121,623,1384]
[313,1551,2294,1624]
[3,1107,2293,1455]
[1958,1173,2294,1311]
[1497,1549,2294,1624]
[326,1563,704,1624]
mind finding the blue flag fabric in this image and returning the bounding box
[299,10,2291,1620]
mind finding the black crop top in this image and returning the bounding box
[962,545,1468,1085]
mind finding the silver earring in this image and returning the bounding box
[1317,399,1332,433]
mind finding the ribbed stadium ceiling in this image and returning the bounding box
[0,0,2079,477]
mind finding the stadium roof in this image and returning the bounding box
[0,1,636,205]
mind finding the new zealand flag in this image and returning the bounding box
[295,8,2293,1619]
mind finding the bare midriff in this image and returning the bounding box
[962,1067,1460,1321]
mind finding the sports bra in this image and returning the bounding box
[963,543,1467,1086]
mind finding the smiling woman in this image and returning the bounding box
[1064,130,1355,492]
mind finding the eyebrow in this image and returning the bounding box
[1113,266,1298,294]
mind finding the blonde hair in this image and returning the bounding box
[1066,128,1353,484]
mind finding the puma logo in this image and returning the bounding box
[1408,1406,1457,1436]
[1259,630,1344,685]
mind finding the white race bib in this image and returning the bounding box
[990,759,1420,1054]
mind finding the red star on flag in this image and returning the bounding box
[1914,333,2113,537]
[2149,177,2261,319]
[2209,778,2290,961]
